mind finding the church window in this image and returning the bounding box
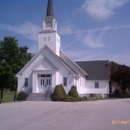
[25,78,28,87]
[90,94,94,97]
[41,79,42,85]
[48,37,50,41]
[95,82,99,88]
[41,75,45,77]
[54,21,56,28]
[49,79,51,85]
[44,37,46,41]
[43,79,44,85]
[46,22,52,28]
[63,77,67,86]
[46,79,48,85]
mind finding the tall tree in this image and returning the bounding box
[110,61,130,93]
[0,37,33,103]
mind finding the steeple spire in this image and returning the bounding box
[46,0,54,17]
[39,0,60,55]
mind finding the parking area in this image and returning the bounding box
[0,99,130,130]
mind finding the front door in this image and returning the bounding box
[38,74,51,93]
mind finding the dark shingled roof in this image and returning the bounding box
[76,60,110,80]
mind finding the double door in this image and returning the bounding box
[38,74,51,93]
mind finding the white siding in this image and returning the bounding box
[79,80,109,95]
[17,47,75,94]
[60,51,80,75]
[17,45,109,96]
[39,32,60,56]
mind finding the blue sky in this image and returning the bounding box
[0,0,130,66]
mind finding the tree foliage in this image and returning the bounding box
[110,61,130,91]
[68,86,79,100]
[114,89,121,98]
[0,37,33,103]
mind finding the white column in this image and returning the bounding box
[32,73,37,93]
[73,78,75,86]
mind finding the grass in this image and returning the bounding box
[0,92,125,103]
[86,97,123,101]
[0,91,15,103]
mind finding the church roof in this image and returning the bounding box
[16,45,79,77]
[60,49,88,76]
[76,60,110,80]
[46,0,54,17]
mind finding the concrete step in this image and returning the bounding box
[26,93,52,101]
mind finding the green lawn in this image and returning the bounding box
[87,97,121,101]
[0,91,15,103]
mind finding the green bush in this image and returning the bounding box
[52,85,65,101]
[63,95,76,102]
[79,96,88,101]
[16,91,27,101]
[68,86,79,100]
[59,84,66,96]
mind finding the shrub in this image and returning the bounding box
[63,95,76,102]
[59,84,66,96]
[16,91,27,101]
[114,89,121,97]
[68,86,79,100]
[79,96,88,101]
[52,85,65,101]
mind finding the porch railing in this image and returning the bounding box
[44,87,50,101]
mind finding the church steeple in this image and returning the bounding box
[39,0,60,56]
[42,0,57,31]
[46,0,54,17]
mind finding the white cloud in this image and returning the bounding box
[66,50,104,61]
[0,22,40,41]
[81,0,128,20]
[63,38,80,49]
[60,25,130,35]
[63,30,106,49]
[60,24,130,49]
[82,30,105,48]
[59,24,74,35]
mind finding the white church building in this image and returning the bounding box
[16,0,110,98]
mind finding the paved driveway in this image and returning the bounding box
[0,99,130,130]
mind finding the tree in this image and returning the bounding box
[110,61,130,94]
[0,37,33,103]
[114,89,121,98]
[118,65,130,96]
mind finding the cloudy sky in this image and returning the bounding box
[0,0,130,66]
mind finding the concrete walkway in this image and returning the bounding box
[0,99,130,130]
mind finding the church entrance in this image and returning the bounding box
[38,74,52,93]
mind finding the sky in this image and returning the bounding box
[0,0,130,66]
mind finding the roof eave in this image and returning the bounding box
[60,49,88,76]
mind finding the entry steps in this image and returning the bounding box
[26,93,52,101]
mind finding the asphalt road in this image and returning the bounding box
[0,99,130,130]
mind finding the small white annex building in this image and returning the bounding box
[16,0,110,98]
